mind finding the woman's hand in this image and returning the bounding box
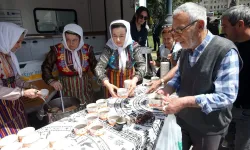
[128,77,138,97]
[23,89,42,99]
[28,84,38,89]
[50,81,62,91]
[106,83,119,97]
[103,80,118,97]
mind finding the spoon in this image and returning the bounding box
[59,90,65,112]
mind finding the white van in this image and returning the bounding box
[0,0,136,113]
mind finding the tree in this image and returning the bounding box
[147,0,166,24]
[147,0,200,36]
[229,0,236,7]
[147,0,200,25]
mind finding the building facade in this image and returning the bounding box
[200,0,250,13]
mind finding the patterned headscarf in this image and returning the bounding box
[106,20,133,70]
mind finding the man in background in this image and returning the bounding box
[221,5,250,150]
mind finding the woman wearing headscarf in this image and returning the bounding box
[0,22,42,138]
[42,24,97,105]
[95,20,146,98]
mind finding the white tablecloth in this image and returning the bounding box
[36,85,167,150]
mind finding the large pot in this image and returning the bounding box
[38,97,84,124]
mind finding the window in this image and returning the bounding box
[34,8,77,33]
[248,3,249,6]
[214,6,216,9]
[217,5,220,8]
[211,6,213,9]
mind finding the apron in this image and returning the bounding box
[59,73,93,105]
[0,53,28,139]
[54,43,94,104]
[104,68,134,98]
[104,43,136,98]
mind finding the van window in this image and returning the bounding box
[34,8,77,33]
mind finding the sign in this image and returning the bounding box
[0,9,23,26]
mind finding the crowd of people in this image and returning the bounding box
[0,2,249,150]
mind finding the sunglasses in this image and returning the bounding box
[170,20,198,34]
[138,15,148,20]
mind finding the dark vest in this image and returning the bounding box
[234,40,250,108]
[177,36,239,135]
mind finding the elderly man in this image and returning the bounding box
[221,5,250,150]
[159,2,242,150]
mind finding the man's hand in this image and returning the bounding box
[162,96,198,114]
[146,79,162,94]
[150,61,156,66]
[156,88,169,96]
[162,97,185,114]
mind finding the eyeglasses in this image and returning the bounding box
[170,20,198,34]
[139,15,148,20]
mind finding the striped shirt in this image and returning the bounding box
[167,31,240,114]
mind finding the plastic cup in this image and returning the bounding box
[96,99,108,108]
[73,123,88,136]
[0,134,18,148]
[40,89,49,98]
[98,107,110,120]
[151,76,159,81]
[86,103,98,113]
[89,121,105,136]
[124,79,132,89]
[17,127,35,142]
[107,113,119,126]
[117,88,128,98]
[22,132,40,148]
[86,113,98,125]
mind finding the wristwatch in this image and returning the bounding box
[160,78,165,85]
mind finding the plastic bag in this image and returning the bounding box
[155,114,182,150]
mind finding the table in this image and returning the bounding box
[36,85,166,150]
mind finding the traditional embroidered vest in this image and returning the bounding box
[54,43,90,76]
[108,42,137,70]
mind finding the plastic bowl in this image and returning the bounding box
[17,127,35,142]
[0,134,18,148]
[98,107,110,120]
[96,99,108,108]
[86,103,98,113]
[89,122,105,136]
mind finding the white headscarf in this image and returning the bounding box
[0,22,28,76]
[62,24,84,78]
[106,20,133,70]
